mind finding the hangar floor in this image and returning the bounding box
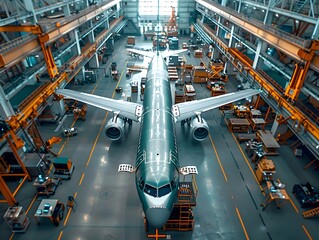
[1,36,319,240]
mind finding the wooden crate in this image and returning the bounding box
[194,49,203,58]
[227,118,250,133]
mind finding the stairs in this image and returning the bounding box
[302,206,319,218]
[290,139,302,150]
[292,0,308,14]
[162,179,197,232]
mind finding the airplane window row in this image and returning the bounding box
[138,177,177,198]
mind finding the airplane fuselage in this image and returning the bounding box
[135,54,180,228]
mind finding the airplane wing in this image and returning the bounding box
[127,48,154,58]
[161,49,187,58]
[172,89,259,122]
[56,89,143,122]
[127,49,187,58]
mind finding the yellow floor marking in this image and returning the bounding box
[58,231,63,240]
[63,192,77,226]
[79,173,85,186]
[230,131,265,195]
[289,197,299,213]
[209,134,228,182]
[25,195,37,214]
[302,225,313,240]
[60,64,126,237]
[10,194,38,239]
[236,207,250,240]
[85,69,124,167]
[85,113,108,167]
[275,178,298,213]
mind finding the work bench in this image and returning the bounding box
[34,199,65,226]
[237,133,257,143]
[227,118,250,133]
[261,181,289,210]
[250,118,266,131]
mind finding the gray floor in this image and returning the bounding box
[1,36,319,240]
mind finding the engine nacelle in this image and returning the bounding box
[190,117,209,141]
[104,117,125,141]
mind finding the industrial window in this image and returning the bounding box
[138,0,178,16]
[158,184,171,197]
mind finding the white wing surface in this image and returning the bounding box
[172,89,259,122]
[56,89,143,122]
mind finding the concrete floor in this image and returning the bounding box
[1,36,319,240]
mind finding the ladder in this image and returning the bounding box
[179,203,192,231]
[302,206,319,218]
[292,0,307,13]
[290,139,302,150]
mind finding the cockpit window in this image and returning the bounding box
[144,184,157,197]
[158,184,171,197]
[138,178,145,191]
[171,179,177,190]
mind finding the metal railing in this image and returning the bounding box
[197,0,309,48]
[0,34,37,53]
[0,0,120,54]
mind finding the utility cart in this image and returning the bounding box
[33,175,61,196]
[52,157,74,180]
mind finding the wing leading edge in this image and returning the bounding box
[127,48,187,58]
[56,89,143,122]
[172,89,260,122]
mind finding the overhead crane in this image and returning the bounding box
[194,20,319,157]
[195,0,319,101]
[0,25,59,79]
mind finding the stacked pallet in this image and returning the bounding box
[194,49,203,58]
[127,36,135,46]
[185,84,196,101]
[140,77,146,95]
[192,66,207,83]
[168,67,179,81]
[130,81,138,93]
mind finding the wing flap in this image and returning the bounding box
[173,89,259,122]
[56,89,143,122]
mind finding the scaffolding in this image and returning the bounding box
[163,175,198,231]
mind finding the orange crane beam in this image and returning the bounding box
[7,72,68,131]
[0,25,42,34]
[0,25,59,79]
[284,41,319,100]
[196,21,319,142]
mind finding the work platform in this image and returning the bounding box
[145,177,198,233]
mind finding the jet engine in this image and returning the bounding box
[104,116,125,141]
[190,115,209,141]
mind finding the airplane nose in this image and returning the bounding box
[145,207,171,228]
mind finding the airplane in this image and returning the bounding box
[56,49,259,229]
